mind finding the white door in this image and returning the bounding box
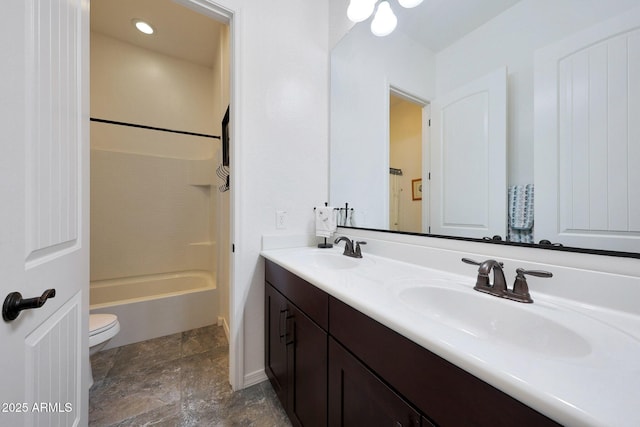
[535,8,640,252]
[0,1,89,426]
[430,67,507,239]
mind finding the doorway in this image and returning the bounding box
[388,89,429,233]
[89,0,232,369]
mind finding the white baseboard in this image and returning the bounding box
[244,368,268,388]
[218,316,230,342]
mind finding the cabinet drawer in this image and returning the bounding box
[265,260,328,330]
[329,296,560,427]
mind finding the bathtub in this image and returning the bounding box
[90,270,218,349]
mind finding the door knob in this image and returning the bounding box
[2,289,56,321]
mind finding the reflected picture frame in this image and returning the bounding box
[412,178,422,201]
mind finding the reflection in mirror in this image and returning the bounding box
[389,91,425,233]
[330,0,640,256]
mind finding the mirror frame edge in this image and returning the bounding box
[338,226,640,260]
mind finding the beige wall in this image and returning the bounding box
[212,25,231,334]
[90,32,219,282]
[91,32,216,135]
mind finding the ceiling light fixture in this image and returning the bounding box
[347,0,377,23]
[347,0,423,37]
[371,2,397,37]
[398,0,423,8]
[132,19,155,35]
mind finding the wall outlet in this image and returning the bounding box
[276,210,287,229]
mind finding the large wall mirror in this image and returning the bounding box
[330,0,640,257]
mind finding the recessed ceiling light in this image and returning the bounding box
[132,19,154,35]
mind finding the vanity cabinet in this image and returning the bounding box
[265,261,328,427]
[264,259,560,426]
[328,337,431,427]
[329,296,560,427]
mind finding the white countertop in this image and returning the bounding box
[261,245,640,427]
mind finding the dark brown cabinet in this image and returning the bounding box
[264,283,289,405]
[264,259,561,427]
[265,262,328,427]
[329,296,560,427]
[328,337,431,427]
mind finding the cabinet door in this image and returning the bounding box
[265,283,289,407]
[288,303,328,427]
[329,338,423,427]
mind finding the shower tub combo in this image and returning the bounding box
[90,270,218,349]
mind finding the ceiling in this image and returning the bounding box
[90,0,226,68]
[388,0,522,52]
[91,0,523,67]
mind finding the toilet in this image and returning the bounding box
[89,313,120,355]
[89,313,120,386]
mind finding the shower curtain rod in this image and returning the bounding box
[90,117,221,140]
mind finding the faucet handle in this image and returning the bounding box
[516,268,553,279]
[509,268,553,303]
[354,241,366,258]
[461,258,504,268]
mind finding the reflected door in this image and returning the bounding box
[535,11,640,252]
[430,67,507,239]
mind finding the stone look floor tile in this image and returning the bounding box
[89,325,289,427]
[90,347,119,385]
[107,333,182,378]
[89,360,181,426]
[260,381,291,426]
[112,402,182,427]
[182,324,228,358]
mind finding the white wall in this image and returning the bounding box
[198,0,330,388]
[435,0,640,186]
[330,22,435,228]
[328,0,355,49]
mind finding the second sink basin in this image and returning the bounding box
[398,285,592,358]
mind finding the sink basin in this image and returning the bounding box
[398,285,592,358]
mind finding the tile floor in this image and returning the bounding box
[89,325,291,427]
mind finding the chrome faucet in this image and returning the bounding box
[462,258,507,297]
[334,236,366,258]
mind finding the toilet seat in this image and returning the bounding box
[89,314,120,348]
[90,313,118,336]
